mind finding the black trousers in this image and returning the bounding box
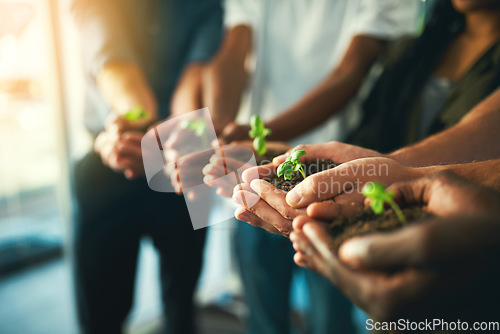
[72,152,206,334]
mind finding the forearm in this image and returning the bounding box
[266,35,386,141]
[389,90,500,167]
[420,160,500,191]
[266,67,365,141]
[96,61,158,117]
[170,63,204,118]
[216,25,251,66]
[207,25,252,126]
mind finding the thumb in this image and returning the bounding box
[285,168,342,208]
[338,224,428,269]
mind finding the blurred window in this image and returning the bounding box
[0,0,64,275]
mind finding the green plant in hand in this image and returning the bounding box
[249,115,271,155]
[124,105,149,122]
[362,182,406,225]
[181,119,207,137]
[277,149,307,181]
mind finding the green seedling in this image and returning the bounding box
[123,105,149,122]
[181,119,207,137]
[249,115,271,155]
[362,182,406,225]
[277,149,307,181]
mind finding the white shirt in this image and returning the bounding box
[225,0,421,145]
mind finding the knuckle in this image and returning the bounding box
[280,207,296,220]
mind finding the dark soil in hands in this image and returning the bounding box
[328,206,433,252]
[266,159,338,192]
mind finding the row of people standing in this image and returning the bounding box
[69,0,500,333]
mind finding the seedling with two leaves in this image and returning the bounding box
[362,182,406,225]
[249,115,271,155]
[277,149,307,181]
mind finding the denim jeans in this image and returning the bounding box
[235,220,356,334]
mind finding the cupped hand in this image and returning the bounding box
[233,179,307,237]
[234,153,403,236]
[203,143,255,197]
[165,149,213,200]
[292,212,500,321]
[94,127,144,179]
[291,216,437,321]
[291,173,500,320]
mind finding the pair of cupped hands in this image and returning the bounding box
[203,141,500,321]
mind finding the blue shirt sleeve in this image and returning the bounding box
[185,4,223,63]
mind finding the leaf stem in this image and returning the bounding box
[298,168,306,180]
[387,199,406,225]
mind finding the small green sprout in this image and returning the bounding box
[124,105,149,122]
[249,115,271,155]
[277,149,307,181]
[362,182,406,225]
[181,119,207,137]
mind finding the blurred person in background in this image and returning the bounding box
[197,0,420,332]
[69,0,222,333]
